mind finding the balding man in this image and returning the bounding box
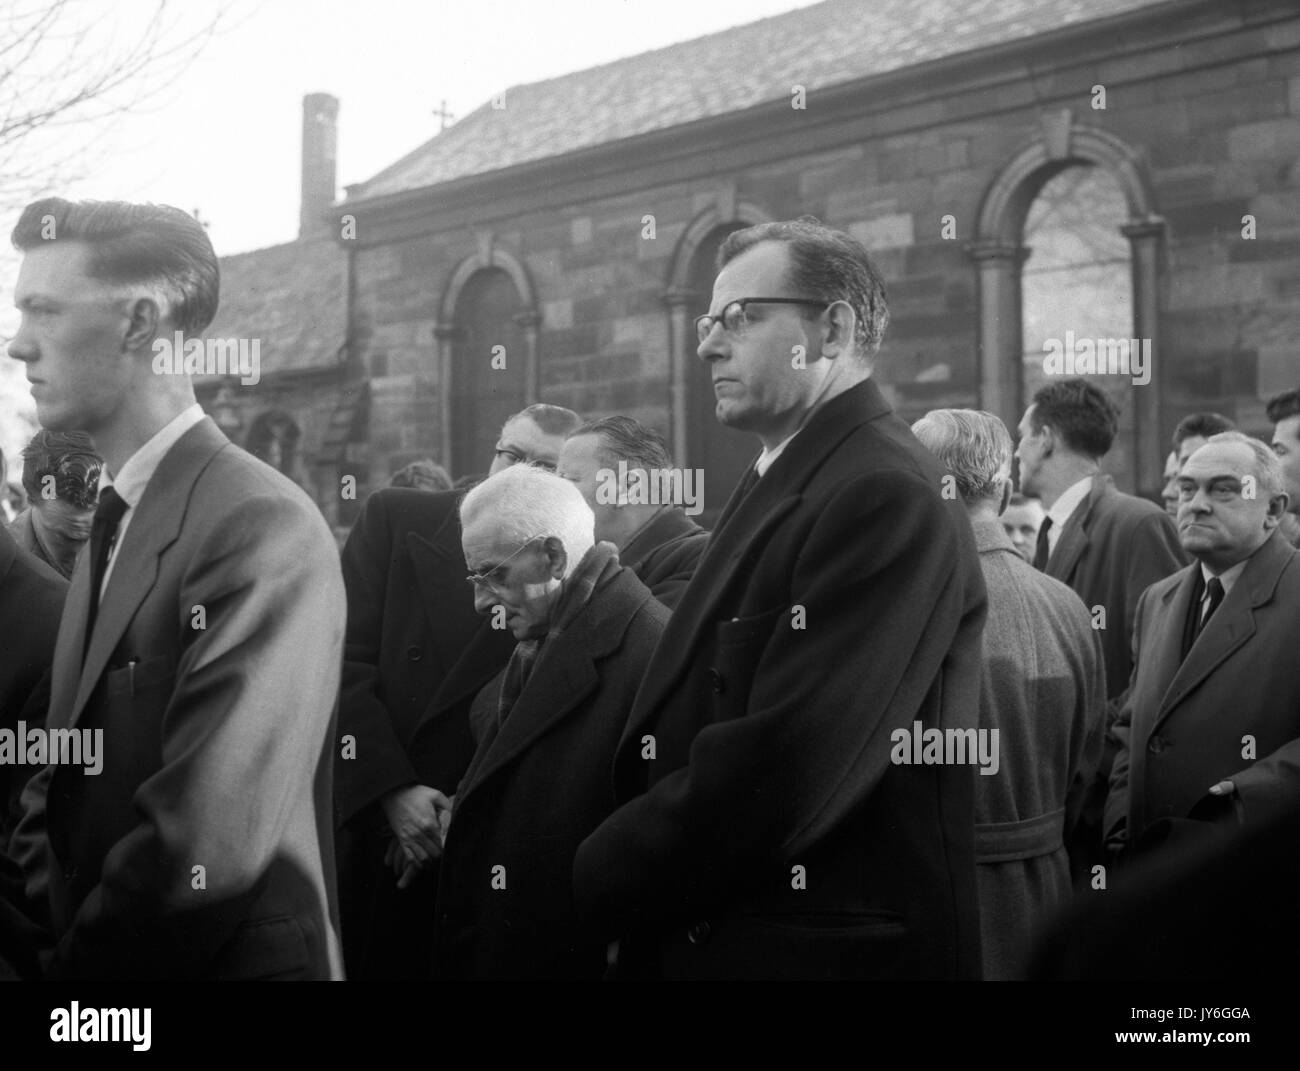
[335,402,580,978]
[557,416,709,609]
[1106,432,1300,864]
[913,409,1105,980]
[430,465,668,978]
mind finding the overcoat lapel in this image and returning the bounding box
[624,380,889,739]
[1152,534,1290,730]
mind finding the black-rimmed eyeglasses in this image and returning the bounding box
[694,298,830,344]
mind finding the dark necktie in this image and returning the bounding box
[84,487,129,660]
[1197,577,1225,637]
[1032,516,1054,571]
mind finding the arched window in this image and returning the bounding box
[972,116,1165,495]
[245,410,301,482]
[448,268,528,478]
[1021,165,1137,488]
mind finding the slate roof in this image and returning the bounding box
[351,0,1173,200]
[204,234,348,376]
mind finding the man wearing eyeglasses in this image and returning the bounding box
[575,217,988,979]
[333,402,579,978]
[430,464,668,978]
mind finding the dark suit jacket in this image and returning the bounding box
[434,564,669,979]
[334,487,515,977]
[6,508,67,579]
[1043,474,1186,700]
[9,417,345,979]
[0,526,66,848]
[573,379,988,980]
[1105,531,1300,852]
[619,507,709,610]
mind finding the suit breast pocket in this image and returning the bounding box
[103,654,175,700]
[709,607,784,719]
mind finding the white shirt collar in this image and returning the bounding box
[755,430,800,477]
[1046,476,1094,531]
[1200,555,1249,598]
[99,403,206,508]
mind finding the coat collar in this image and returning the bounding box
[1045,473,1112,581]
[971,514,1019,557]
[1153,530,1296,726]
[625,378,890,730]
[457,566,651,801]
[619,507,706,571]
[60,417,229,728]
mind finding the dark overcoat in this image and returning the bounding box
[574,379,988,980]
[434,565,668,979]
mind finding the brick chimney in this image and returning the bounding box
[299,93,339,239]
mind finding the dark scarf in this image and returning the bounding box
[497,540,621,726]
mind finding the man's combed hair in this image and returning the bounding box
[717,216,890,360]
[911,409,1013,504]
[1030,378,1120,460]
[569,415,672,471]
[508,403,582,437]
[1173,411,1235,449]
[1203,431,1286,498]
[20,430,102,510]
[1265,388,1300,425]
[460,463,595,577]
[11,197,220,334]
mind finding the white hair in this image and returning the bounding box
[1203,431,1285,498]
[460,463,595,576]
[911,409,1013,503]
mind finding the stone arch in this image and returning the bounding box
[433,236,541,472]
[969,114,1166,494]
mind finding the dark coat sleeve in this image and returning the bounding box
[638,531,709,611]
[574,469,974,932]
[335,492,421,825]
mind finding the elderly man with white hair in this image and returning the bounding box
[425,463,668,979]
[912,408,1106,980]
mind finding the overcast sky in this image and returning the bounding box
[1,0,821,466]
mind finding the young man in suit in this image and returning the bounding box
[1105,432,1300,863]
[574,218,988,980]
[429,464,668,978]
[557,415,709,610]
[6,197,346,979]
[1015,378,1186,882]
[334,402,579,978]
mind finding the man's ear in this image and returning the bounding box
[122,295,163,354]
[997,478,1012,517]
[542,535,568,580]
[1038,423,1056,457]
[1265,491,1289,525]
[819,300,857,360]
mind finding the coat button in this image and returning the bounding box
[406,646,422,661]
[708,669,724,695]
[687,920,712,945]
[1148,736,1166,754]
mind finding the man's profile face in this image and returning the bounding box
[38,495,95,545]
[488,416,566,475]
[9,242,133,433]
[1176,441,1278,569]
[1002,498,1045,561]
[1272,414,1300,514]
[1014,405,1047,497]
[697,242,821,437]
[556,434,619,543]
[461,512,561,640]
[1161,450,1180,517]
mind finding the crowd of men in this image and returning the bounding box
[1,196,1298,980]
